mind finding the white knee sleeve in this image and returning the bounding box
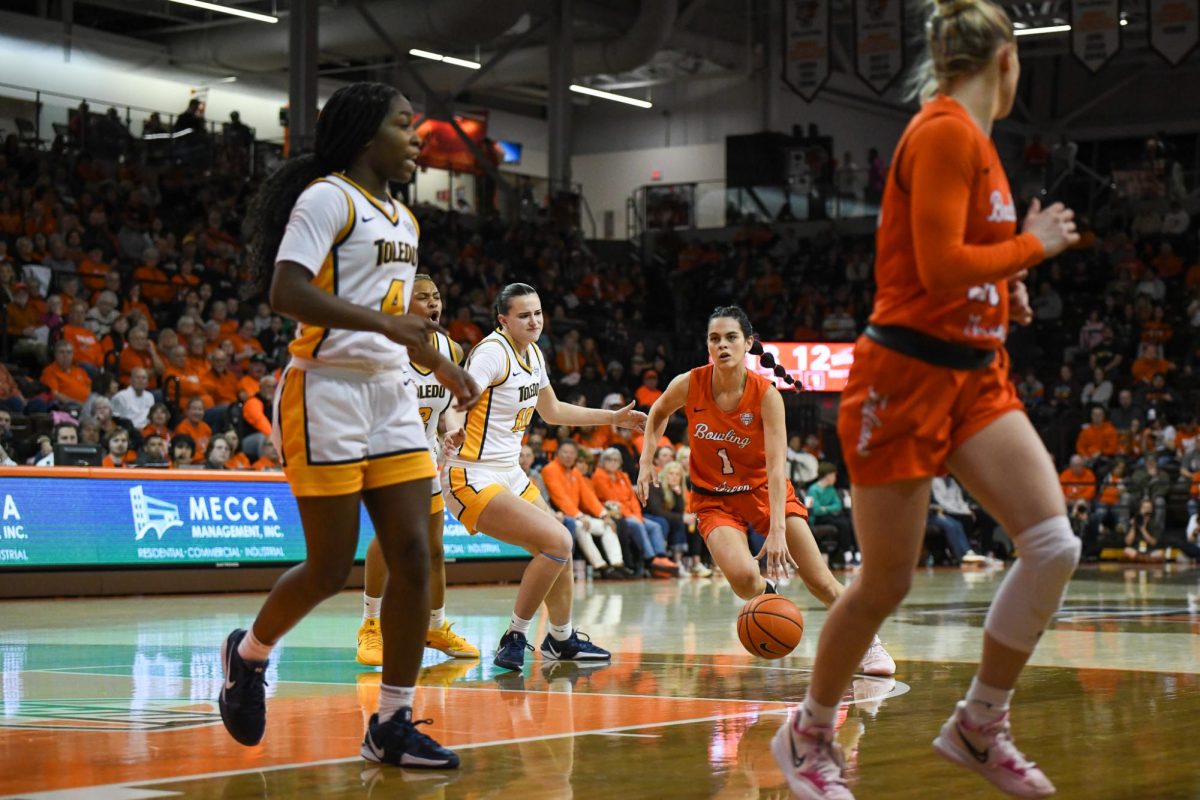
[983,516,1081,653]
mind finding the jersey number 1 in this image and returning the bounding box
[381,279,406,315]
[717,448,734,475]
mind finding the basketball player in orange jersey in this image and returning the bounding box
[771,2,1080,798]
[356,274,479,667]
[635,306,895,676]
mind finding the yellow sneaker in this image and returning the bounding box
[421,657,479,687]
[357,618,384,666]
[426,621,479,658]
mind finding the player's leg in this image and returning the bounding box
[531,493,611,664]
[359,477,458,769]
[933,411,1077,797]
[356,535,388,666]
[425,500,479,658]
[220,492,362,746]
[706,525,767,599]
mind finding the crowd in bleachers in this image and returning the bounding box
[2,108,1198,567]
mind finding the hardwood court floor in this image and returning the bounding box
[1,564,1198,799]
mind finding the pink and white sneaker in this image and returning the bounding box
[932,701,1056,798]
[858,637,896,676]
[770,717,855,800]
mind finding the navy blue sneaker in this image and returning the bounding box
[493,630,532,672]
[218,628,268,746]
[539,630,611,661]
[361,708,460,769]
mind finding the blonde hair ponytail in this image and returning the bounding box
[906,0,1014,102]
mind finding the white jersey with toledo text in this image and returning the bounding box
[446,330,549,469]
[409,330,464,453]
[276,172,420,371]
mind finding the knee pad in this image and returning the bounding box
[984,516,1080,653]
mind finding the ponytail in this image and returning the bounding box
[906,0,1014,102]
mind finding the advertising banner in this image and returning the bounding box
[783,0,831,102]
[0,471,528,569]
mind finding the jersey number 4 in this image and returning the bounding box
[381,279,406,315]
[717,448,734,475]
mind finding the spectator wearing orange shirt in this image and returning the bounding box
[220,429,252,470]
[208,300,238,338]
[240,374,276,460]
[592,447,675,573]
[226,319,264,366]
[101,428,137,468]
[1059,455,1097,506]
[1138,306,1173,347]
[253,439,283,471]
[447,306,483,348]
[142,402,173,447]
[163,344,212,408]
[237,354,268,402]
[542,440,628,577]
[122,284,156,331]
[175,398,213,463]
[1151,242,1183,279]
[60,303,104,374]
[40,339,92,408]
[6,283,48,363]
[1076,406,1119,466]
[119,326,163,389]
[634,370,663,410]
[184,332,212,376]
[91,270,123,307]
[171,258,201,299]
[201,350,240,422]
[78,246,110,291]
[133,246,173,305]
[1131,343,1173,385]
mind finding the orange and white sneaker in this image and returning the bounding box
[357,618,384,667]
[426,621,479,659]
[858,637,896,676]
[770,717,855,800]
[932,701,1056,798]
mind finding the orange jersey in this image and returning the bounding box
[684,364,771,494]
[871,95,1044,349]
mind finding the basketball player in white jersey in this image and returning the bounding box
[217,83,479,770]
[442,283,647,672]
[356,273,480,665]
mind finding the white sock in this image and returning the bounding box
[363,594,382,621]
[548,621,573,641]
[377,684,416,723]
[796,694,838,731]
[430,606,446,629]
[964,677,1013,724]
[236,628,273,662]
[507,613,532,636]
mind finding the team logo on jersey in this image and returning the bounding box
[403,217,417,238]
[739,412,755,426]
[986,190,1017,223]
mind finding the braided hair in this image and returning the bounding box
[242,82,402,297]
[708,305,801,390]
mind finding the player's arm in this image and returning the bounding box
[757,385,799,580]
[635,372,689,504]
[536,385,647,430]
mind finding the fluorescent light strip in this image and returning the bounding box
[408,49,481,69]
[1013,23,1072,36]
[569,84,652,109]
[168,0,278,23]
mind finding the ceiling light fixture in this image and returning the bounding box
[569,84,653,108]
[167,0,278,23]
[409,49,481,69]
[1013,23,1072,36]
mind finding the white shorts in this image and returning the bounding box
[273,362,434,497]
[442,462,542,534]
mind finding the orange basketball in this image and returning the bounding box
[737,594,804,659]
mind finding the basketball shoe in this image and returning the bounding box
[494,629,533,671]
[932,701,1056,798]
[539,630,611,662]
[770,717,855,800]
[218,628,268,746]
[357,618,383,667]
[858,637,896,676]
[427,621,479,658]
[361,708,459,769]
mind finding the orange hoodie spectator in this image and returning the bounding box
[542,449,607,518]
[242,375,277,436]
[1059,457,1097,504]
[591,457,644,520]
[1076,407,1119,459]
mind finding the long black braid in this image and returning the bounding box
[242,82,402,297]
[708,304,802,390]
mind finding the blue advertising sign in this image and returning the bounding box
[0,473,528,569]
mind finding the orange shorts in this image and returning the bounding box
[837,336,1024,486]
[692,482,808,539]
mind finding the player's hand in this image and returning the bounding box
[611,401,647,432]
[442,427,465,454]
[379,313,438,350]
[754,528,798,583]
[635,461,658,505]
[1008,279,1033,326]
[434,361,481,411]
[1023,198,1079,259]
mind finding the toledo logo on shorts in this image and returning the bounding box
[130,485,184,541]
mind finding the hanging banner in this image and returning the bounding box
[1069,0,1122,72]
[1147,0,1200,66]
[783,0,831,102]
[853,0,904,95]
